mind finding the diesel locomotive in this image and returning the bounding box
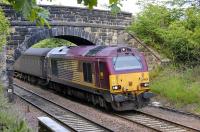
[14,45,154,111]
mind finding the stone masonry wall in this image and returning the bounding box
[1,4,132,46]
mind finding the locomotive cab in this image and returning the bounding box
[107,47,154,110]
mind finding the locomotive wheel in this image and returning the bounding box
[103,101,112,111]
[97,96,111,111]
[98,97,104,107]
[92,95,97,106]
[30,76,37,85]
[86,93,91,103]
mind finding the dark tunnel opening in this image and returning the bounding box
[15,34,98,60]
[55,35,95,46]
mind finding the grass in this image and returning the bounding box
[0,84,31,132]
[150,66,200,114]
[32,38,76,48]
[149,65,163,80]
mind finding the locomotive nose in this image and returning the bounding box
[109,72,150,94]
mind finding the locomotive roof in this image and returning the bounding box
[68,45,139,57]
[25,46,140,58]
[47,45,140,58]
[24,48,52,56]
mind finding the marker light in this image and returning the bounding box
[141,83,149,87]
[112,85,121,90]
[122,48,126,52]
[117,47,132,53]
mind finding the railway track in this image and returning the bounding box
[13,84,111,132]
[13,81,200,132]
[116,111,200,132]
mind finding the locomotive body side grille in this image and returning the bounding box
[57,59,81,82]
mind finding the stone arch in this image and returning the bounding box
[14,27,103,60]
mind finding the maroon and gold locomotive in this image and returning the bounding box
[14,45,154,111]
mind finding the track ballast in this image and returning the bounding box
[13,84,111,132]
[13,81,200,132]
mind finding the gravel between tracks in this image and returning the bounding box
[14,79,153,132]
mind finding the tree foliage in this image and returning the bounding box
[6,0,50,27]
[0,8,9,50]
[128,3,200,65]
[167,0,200,7]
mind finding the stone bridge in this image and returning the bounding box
[1,4,133,60]
[0,4,164,101]
[1,3,163,68]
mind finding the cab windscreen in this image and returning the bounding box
[113,56,142,71]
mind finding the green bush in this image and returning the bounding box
[128,4,200,66]
[0,85,31,132]
[0,8,10,51]
[0,111,30,132]
[128,4,171,45]
[0,0,10,4]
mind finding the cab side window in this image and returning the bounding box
[83,62,92,83]
[99,62,105,79]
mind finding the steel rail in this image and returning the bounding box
[115,110,200,132]
[13,83,112,132]
[149,105,200,120]
[114,113,161,132]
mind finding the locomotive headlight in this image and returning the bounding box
[141,83,149,87]
[112,85,121,90]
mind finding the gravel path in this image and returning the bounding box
[14,79,153,132]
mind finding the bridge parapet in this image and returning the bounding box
[1,4,132,26]
[1,4,133,56]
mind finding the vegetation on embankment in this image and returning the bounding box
[128,2,200,66]
[128,1,200,114]
[32,38,76,48]
[1,7,28,131]
[0,7,9,51]
[150,66,200,114]
[0,84,31,131]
